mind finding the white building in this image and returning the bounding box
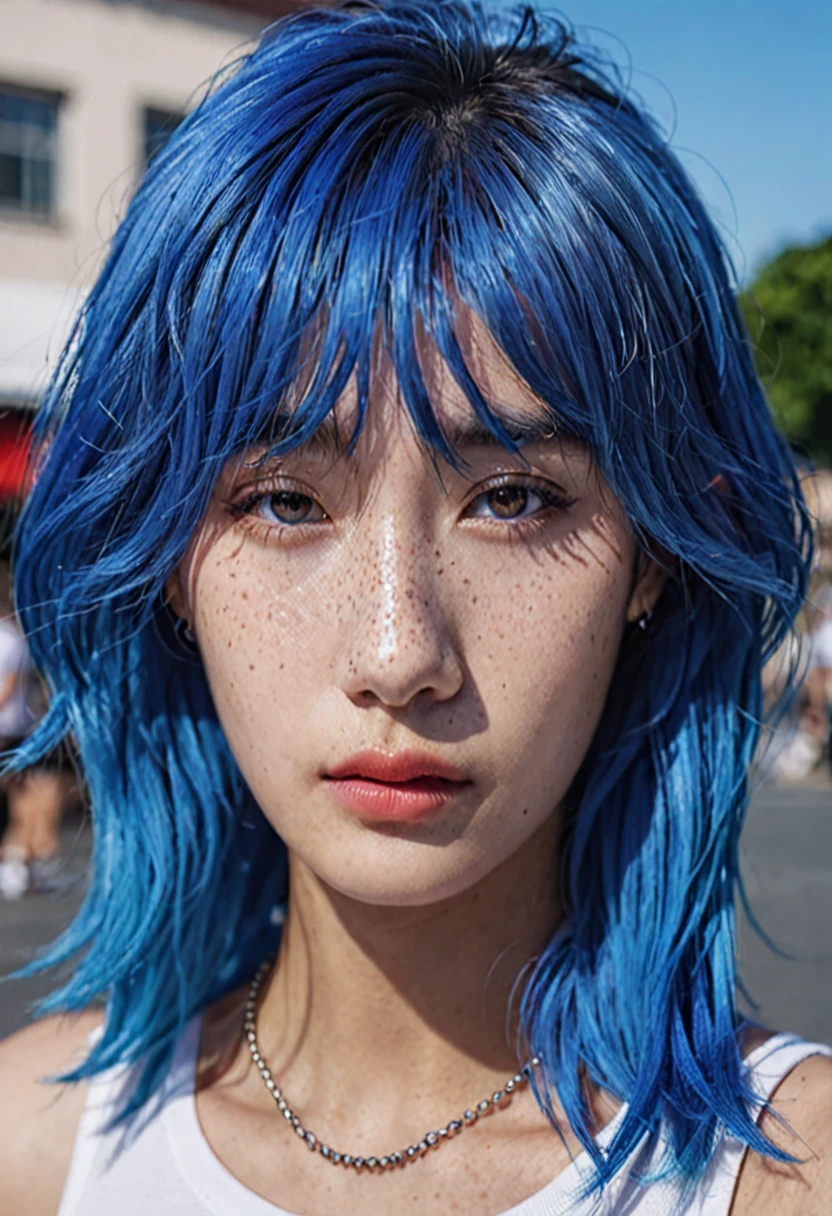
[0,0,299,425]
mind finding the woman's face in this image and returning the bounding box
[171,321,661,907]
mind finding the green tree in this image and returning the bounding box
[739,235,832,465]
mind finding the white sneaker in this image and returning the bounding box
[0,847,30,900]
[771,729,822,783]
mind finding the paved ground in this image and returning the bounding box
[737,778,832,1042]
[1,782,830,1043]
[0,812,91,1040]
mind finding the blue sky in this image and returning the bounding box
[491,0,831,281]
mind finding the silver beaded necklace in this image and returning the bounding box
[244,961,541,1174]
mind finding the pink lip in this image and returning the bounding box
[323,750,472,822]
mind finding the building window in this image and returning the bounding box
[143,106,184,166]
[0,85,60,218]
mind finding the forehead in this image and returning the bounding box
[284,307,565,462]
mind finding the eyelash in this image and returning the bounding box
[229,476,576,541]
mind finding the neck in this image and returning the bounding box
[253,813,562,1122]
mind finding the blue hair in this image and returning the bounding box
[11,0,811,1197]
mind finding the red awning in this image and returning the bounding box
[0,412,32,501]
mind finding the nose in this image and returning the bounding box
[338,509,465,710]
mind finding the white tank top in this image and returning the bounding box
[57,1019,831,1216]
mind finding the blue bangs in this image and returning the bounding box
[11,0,811,1195]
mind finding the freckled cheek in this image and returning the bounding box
[537,584,625,724]
[192,554,335,726]
[472,563,628,762]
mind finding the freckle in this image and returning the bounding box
[249,664,254,671]
[472,596,477,604]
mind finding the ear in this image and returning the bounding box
[625,553,668,624]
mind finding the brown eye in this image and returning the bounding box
[466,479,575,524]
[242,489,327,527]
[265,492,314,523]
[486,485,531,519]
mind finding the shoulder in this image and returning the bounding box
[0,1011,103,1216]
[732,1042,832,1216]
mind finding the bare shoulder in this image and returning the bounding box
[732,1046,832,1216]
[0,1010,102,1216]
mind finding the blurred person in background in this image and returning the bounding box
[768,581,832,783]
[0,560,68,899]
[805,583,832,770]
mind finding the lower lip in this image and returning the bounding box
[323,776,470,822]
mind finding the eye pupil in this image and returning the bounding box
[270,491,311,522]
[489,486,528,518]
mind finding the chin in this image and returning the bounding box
[287,817,539,909]
[322,864,492,908]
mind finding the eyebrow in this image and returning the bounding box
[265,410,568,458]
[441,415,561,450]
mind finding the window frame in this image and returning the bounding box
[0,80,63,223]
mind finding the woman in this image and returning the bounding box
[0,3,829,1212]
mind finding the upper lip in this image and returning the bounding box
[324,750,469,784]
